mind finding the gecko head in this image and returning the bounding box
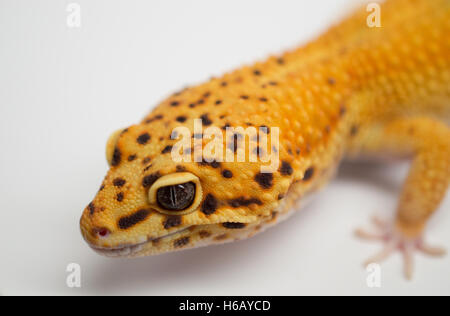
[80,112,294,257]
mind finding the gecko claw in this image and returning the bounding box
[356,215,446,280]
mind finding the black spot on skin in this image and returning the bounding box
[339,104,347,116]
[113,178,126,187]
[145,114,163,123]
[116,192,124,202]
[240,95,249,100]
[118,209,150,229]
[174,236,190,248]
[200,114,212,126]
[222,169,233,178]
[215,100,222,105]
[327,77,336,85]
[220,81,228,87]
[210,161,221,168]
[277,194,284,200]
[152,238,161,245]
[176,165,186,172]
[303,167,315,181]
[215,234,228,241]
[259,125,270,133]
[198,158,220,169]
[142,172,161,188]
[143,164,152,172]
[176,116,187,123]
[254,172,273,189]
[142,157,151,164]
[111,147,121,166]
[253,70,262,76]
[253,147,264,156]
[170,101,180,106]
[99,184,105,191]
[269,81,278,86]
[280,161,293,176]
[201,194,218,215]
[189,103,195,108]
[162,145,173,154]
[163,215,182,229]
[228,197,262,208]
[197,99,205,105]
[199,230,211,238]
[203,91,211,98]
[88,202,95,215]
[227,134,241,153]
[259,97,268,102]
[277,58,285,65]
[223,222,247,229]
[128,154,137,161]
[137,133,150,145]
[350,125,359,136]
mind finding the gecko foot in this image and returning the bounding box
[355,215,446,280]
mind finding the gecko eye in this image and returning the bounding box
[156,182,196,211]
[148,172,203,215]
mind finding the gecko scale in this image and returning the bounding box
[80,0,450,279]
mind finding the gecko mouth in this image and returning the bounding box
[89,226,193,257]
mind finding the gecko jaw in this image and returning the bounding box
[89,226,193,258]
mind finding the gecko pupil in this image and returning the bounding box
[156,182,196,211]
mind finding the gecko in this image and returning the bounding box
[80,0,450,279]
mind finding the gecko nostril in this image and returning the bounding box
[97,228,110,238]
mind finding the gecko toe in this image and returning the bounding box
[417,241,446,257]
[357,215,445,280]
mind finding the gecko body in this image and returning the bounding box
[80,0,450,278]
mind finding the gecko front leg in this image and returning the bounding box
[348,117,450,279]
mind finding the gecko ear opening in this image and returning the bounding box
[148,173,203,215]
[105,128,126,166]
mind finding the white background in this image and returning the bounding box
[0,0,449,295]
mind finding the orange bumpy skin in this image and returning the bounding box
[80,0,450,272]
